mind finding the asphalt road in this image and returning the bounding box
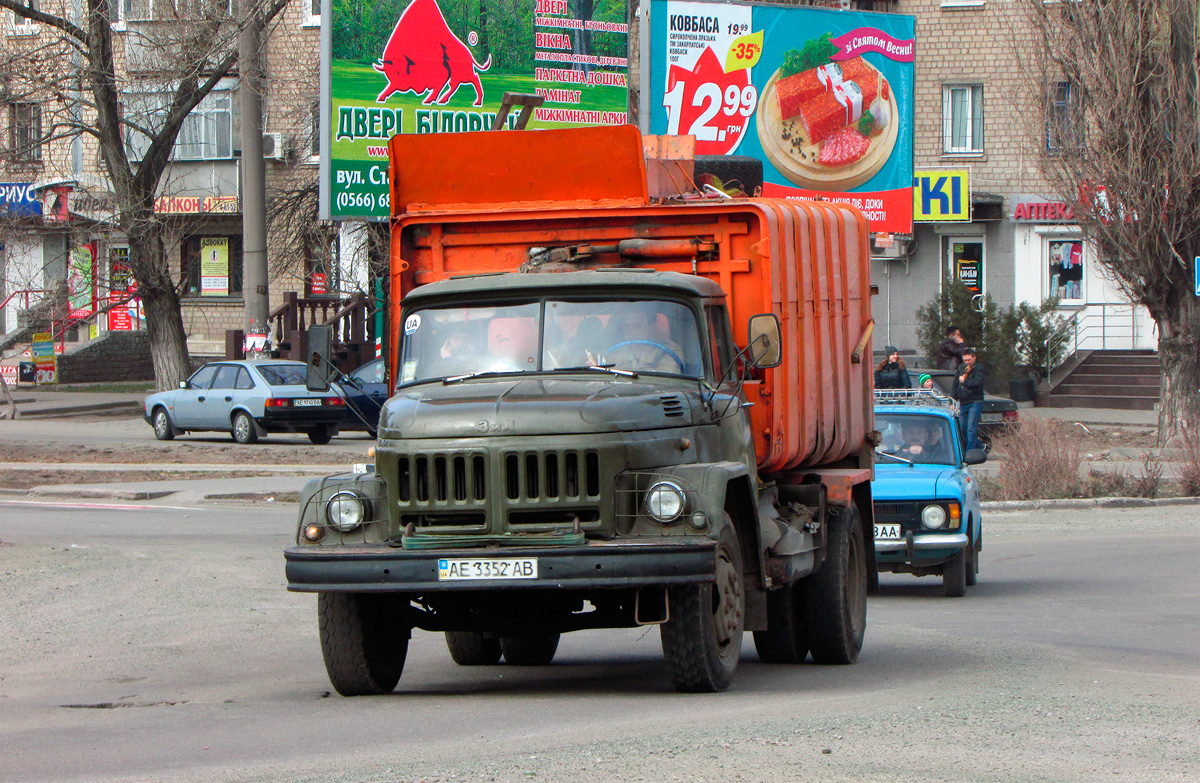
[0,499,1196,783]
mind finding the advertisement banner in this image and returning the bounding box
[647,0,914,233]
[31,332,56,385]
[914,169,971,222]
[200,238,230,297]
[68,243,98,319]
[325,0,633,221]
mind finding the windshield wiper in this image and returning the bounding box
[441,370,521,385]
[549,364,639,378]
[876,451,914,465]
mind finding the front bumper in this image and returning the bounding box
[285,539,716,593]
[875,532,969,558]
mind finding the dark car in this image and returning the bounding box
[144,360,346,444]
[336,357,388,436]
[909,367,1019,443]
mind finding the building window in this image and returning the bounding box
[181,235,243,298]
[305,232,339,297]
[946,237,984,296]
[309,100,320,159]
[942,84,984,154]
[9,103,42,162]
[9,0,38,31]
[120,0,231,22]
[1046,81,1082,154]
[304,0,320,26]
[1047,238,1083,302]
[125,90,234,161]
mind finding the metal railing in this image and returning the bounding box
[1065,303,1149,354]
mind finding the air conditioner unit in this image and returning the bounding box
[262,132,285,161]
[871,242,908,259]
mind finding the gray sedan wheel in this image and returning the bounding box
[152,408,175,441]
[232,411,258,444]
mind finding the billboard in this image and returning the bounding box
[913,169,971,222]
[646,0,915,234]
[323,0,632,221]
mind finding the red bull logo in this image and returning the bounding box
[374,0,493,107]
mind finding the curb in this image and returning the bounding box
[28,487,177,501]
[17,402,143,419]
[983,496,1200,512]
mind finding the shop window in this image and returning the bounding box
[9,102,42,162]
[305,233,339,297]
[1046,81,1083,154]
[181,235,243,298]
[1047,239,1083,302]
[947,238,984,295]
[942,84,983,154]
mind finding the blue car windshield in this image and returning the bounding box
[877,413,956,465]
[256,364,307,386]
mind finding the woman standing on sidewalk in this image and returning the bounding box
[875,346,912,390]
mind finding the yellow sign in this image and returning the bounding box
[31,332,57,384]
[726,32,764,72]
[200,237,229,297]
[913,170,971,222]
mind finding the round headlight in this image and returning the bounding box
[326,491,367,532]
[921,504,947,529]
[645,481,686,523]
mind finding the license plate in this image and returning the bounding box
[438,558,538,581]
[874,524,902,541]
[294,398,322,407]
[980,412,1004,423]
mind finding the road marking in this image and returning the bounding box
[0,499,201,512]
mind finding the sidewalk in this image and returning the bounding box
[2,386,147,418]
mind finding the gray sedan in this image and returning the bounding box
[143,360,347,444]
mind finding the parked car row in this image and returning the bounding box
[143,358,388,445]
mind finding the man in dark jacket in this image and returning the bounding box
[954,347,986,452]
[936,326,965,372]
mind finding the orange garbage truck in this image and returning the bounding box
[287,126,876,694]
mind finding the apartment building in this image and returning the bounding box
[879,0,1154,355]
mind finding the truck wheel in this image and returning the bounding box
[232,411,258,444]
[752,584,808,664]
[152,408,175,441]
[445,631,502,665]
[803,502,867,665]
[500,633,561,666]
[943,550,967,597]
[661,523,744,692]
[318,592,408,696]
[308,425,333,445]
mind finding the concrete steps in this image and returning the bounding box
[1046,350,1160,410]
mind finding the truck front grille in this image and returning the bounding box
[504,450,601,502]
[397,454,487,503]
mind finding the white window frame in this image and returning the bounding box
[944,236,986,299]
[303,0,321,28]
[119,0,232,23]
[1043,233,1086,305]
[8,0,39,36]
[124,85,235,162]
[9,102,42,162]
[306,99,321,164]
[942,84,984,155]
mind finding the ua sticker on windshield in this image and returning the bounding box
[404,313,421,335]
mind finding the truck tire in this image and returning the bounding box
[943,549,967,597]
[694,155,764,195]
[318,592,408,696]
[232,411,258,444]
[500,633,561,666]
[752,583,808,664]
[445,631,502,665]
[661,523,744,692]
[152,408,175,441]
[803,502,867,665]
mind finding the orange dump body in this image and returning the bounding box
[387,127,873,474]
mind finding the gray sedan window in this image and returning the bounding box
[235,368,255,390]
[212,365,240,390]
[257,364,307,385]
[188,365,218,390]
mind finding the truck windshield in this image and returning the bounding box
[398,299,704,384]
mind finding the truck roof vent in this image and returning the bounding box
[660,394,685,417]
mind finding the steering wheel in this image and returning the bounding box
[605,340,686,371]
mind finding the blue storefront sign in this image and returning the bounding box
[0,183,42,216]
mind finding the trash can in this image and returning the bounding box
[1009,377,1036,403]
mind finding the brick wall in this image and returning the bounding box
[57,331,155,383]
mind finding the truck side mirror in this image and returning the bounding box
[747,314,782,369]
[306,325,334,392]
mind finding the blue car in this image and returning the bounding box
[144,360,347,445]
[872,390,987,597]
[335,357,388,436]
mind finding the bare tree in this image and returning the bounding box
[1018,0,1199,444]
[0,0,287,389]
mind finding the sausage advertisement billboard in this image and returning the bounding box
[323,0,632,221]
[645,0,915,234]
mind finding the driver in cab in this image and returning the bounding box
[598,304,686,373]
